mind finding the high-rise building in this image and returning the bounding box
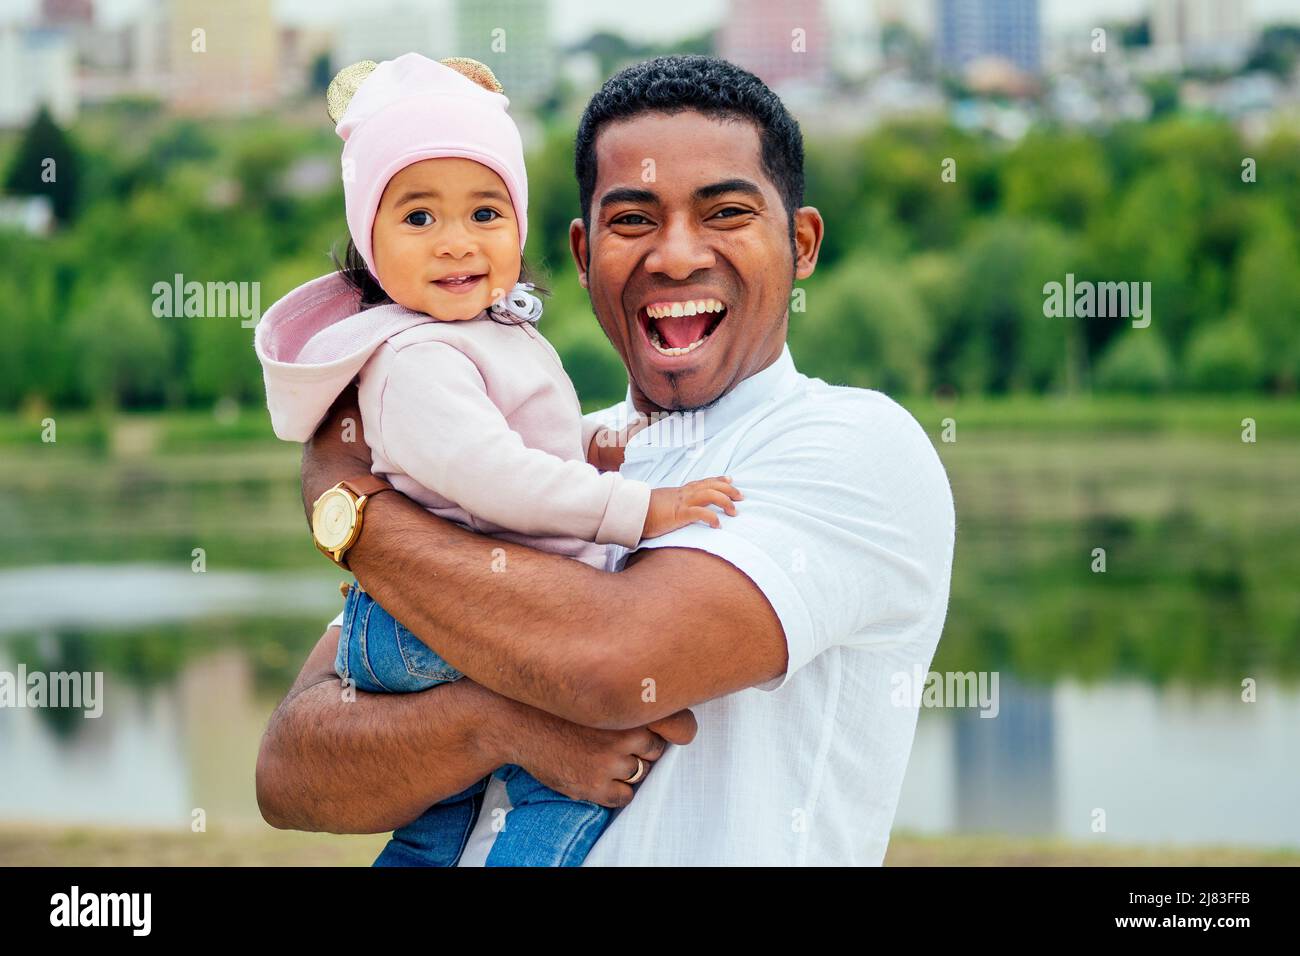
[825,0,880,81]
[718,0,830,92]
[332,0,453,70]
[935,0,1041,78]
[38,0,122,73]
[166,0,278,114]
[279,24,337,99]
[40,0,94,26]
[0,25,77,127]
[455,0,555,107]
[1150,0,1255,71]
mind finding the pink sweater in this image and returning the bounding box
[255,273,651,569]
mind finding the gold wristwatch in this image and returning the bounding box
[310,476,395,570]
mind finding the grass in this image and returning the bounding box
[900,394,1300,437]
[884,831,1300,867]
[0,825,387,867]
[1,825,1296,866]
[3,394,1300,455]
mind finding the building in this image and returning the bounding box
[935,0,1042,79]
[0,196,55,236]
[36,0,139,104]
[40,0,94,26]
[165,0,278,114]
[279,24,337,99]
[332,0,453,69]
[455,0,555,107]
[718,0,830,93]
[1150,0,1256,71]
[0,25,77,128]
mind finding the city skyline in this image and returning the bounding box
[5,0,1299,44]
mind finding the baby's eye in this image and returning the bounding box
[405,210,433,227]
[472,208,500,223]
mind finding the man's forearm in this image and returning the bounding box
[343,491,786,730]
[301,389,785,731]
[342,492,619,717]
[255,632,510,833]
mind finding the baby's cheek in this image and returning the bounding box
[493,240,522,288]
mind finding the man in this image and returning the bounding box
[256,55,954,865]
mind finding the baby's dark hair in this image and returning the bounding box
[332,237,549,323]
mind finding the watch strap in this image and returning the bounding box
[339,475,394,500]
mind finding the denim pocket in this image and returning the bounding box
[340,587,462,692]
[394,620,463,684]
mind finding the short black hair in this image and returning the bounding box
[574,55,805,237]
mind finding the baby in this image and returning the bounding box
[255,54,741,866]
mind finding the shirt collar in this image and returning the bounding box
[622,343,799,451]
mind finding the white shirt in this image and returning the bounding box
[454,344,955,866]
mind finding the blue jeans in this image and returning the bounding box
[336,583,609,866]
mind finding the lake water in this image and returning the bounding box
[1,429,1297,848]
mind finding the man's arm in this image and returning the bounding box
[255,626,694,833]
[303,387,787,733]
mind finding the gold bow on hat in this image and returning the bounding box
[326,57,504,123]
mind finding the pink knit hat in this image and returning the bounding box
[332,53,529,279]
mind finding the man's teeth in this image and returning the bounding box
[646,299,725,319]
[649,325,709,355]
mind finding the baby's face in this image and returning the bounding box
[371,158,522,321]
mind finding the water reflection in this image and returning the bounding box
[0,565,339,636]
[2,568,1296,848]
[0,646,272,828]
[894,676,1300,848]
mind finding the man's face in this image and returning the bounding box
[570,110,822,414]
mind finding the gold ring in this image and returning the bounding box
[622,757,646,784]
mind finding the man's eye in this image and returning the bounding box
[713,207,750,219]
[613,213,651,226]
[406,210,432,226]
[473,208,499,223]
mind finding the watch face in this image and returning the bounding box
[312,489,357,551]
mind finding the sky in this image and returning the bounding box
[6,0,1299,42]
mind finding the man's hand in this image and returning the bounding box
[255,627,698,831]
[301,383,373,520]
[502,702,697,807]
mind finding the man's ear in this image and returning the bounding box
[569,217,590,289]
[793,206,824,281]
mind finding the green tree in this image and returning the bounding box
[933,218,1078,394]
[535,273,627,410]
[1184,320,1263,392]
[788,253,932,395]
[1235,208,1300,391]
[0,256,60,407]
[1002,133,1110,231]
[66,278,171,409]
[1094,330,1174,394]
[3,106,81,224]
[523,127,582,277]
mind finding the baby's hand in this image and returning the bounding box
[588,416,650,472]
[642,477,743,539]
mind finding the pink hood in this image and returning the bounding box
[254,272,431,442]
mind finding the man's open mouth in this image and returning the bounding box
[639,298,728,357]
